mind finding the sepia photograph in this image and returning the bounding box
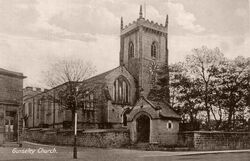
[0,0,249,160]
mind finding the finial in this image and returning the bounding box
[121,17,123,30]
[139,5,143,18]
[165,14,168,27]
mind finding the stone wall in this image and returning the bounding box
[0,73,23,103]
[178,131,250,150]
[22,128,130,148]
[0,69,25,145]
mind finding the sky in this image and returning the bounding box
[0,0,249,88]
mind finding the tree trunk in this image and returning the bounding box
[205,82,210,130]
[227,105,234,130]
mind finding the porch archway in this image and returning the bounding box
[136,114,150,142]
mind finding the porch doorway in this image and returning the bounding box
[136,115,150,142]
[5,111,18,142]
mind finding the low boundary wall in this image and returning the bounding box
[22,128,130,148]
[178,131,250,150]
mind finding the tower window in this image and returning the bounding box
[151,42,157,58]
[128,42,134,59]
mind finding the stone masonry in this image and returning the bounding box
[0,68,25,145]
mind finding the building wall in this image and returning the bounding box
[128,118,179,145]
[0,106,5,145]
[121,25,167,97]
[142,31,166,62]
[105,66,136,125]
[122,32,140,81]
[0,74,23,103]
[155,119,179,145]
[0,69,25,145]
[23,82,118,129]
[127,99,179,145]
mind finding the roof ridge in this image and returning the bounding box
[84,66,120,82]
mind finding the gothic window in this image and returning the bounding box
[128,42,134,59]
[113,76,130,104]
[28,103,32,116]
[47,101,52,115]
[82,92,95,123]
[151,41,157,58]
[37,100,40,119]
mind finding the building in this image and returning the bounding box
[23,6,181,145]
[0,68,26,145]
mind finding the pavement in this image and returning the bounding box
[0,141,249,161]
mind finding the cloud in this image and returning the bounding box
[235,8,248,17]
[0,0,205,40]
[169,34,250,63]
[168,2,205,33]
[0,33,119,87]
[0,0,248,88]
[0,0,97,42]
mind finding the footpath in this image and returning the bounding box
[0,141,249,161]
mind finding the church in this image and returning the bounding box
[23,6,181,145]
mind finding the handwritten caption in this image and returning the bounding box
[12,147,57,154]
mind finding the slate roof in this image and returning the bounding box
[84,67,119,84]
[142,96,181,120]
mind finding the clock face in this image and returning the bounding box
[149,61,159,75]
[148,61,159,85]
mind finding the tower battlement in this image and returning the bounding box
[121,18,167,35]
[120,5,168,35]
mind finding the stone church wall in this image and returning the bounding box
[22,128,130,148]
[178,131,250,150]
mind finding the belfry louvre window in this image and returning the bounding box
[151,41,157,58]
[128,42,134,59]
[113,76,130,104]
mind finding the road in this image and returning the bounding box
[0,142,249,161]
[144,153,250,161]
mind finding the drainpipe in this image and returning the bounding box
[53,91,55,129]
[33,98,35,128]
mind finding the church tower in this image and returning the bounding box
[119,5,169,98]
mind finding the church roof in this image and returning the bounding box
[141,96,181,120]
[84,66,120,84]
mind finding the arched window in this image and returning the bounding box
[151,41,157,58]
[128,42,134,59]
[167,120,173,130]
[113,76,130,104]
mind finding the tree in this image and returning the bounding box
[169,62,203,130]
[147,63,169,103]
[186,46,225,130]
[215,56,250,130]
[44,58,96,129]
